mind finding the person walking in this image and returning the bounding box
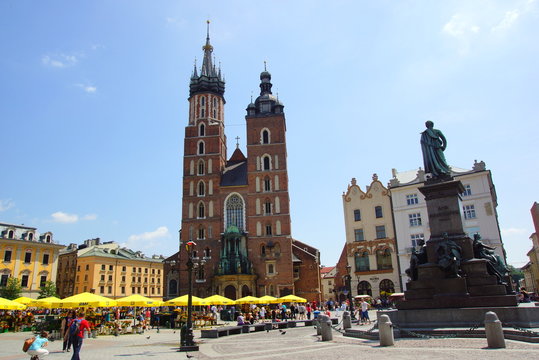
[27,330,49,360]
[70,311,91,360]
[61,311,75,352]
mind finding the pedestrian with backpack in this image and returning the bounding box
[69,311,90,360]
[26,330,49,360]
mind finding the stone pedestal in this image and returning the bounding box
[397,179,517,310]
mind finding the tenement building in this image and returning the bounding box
[388,160,507,290]
[0,222,64,298]
[171,27,321,302]
[56,238,164,299]
[522,202,539,294]
[341,175,401,299]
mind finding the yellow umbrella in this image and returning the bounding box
[116,294,163,307]
[164,294,207,306]
[13,296,34,305]
[0,297,27,310]
[29,296,62,309]
[278,294,307,303]
[203,295,235,305]
[256,295,279,304]
[53,292,117,308]
[234,296,260,304]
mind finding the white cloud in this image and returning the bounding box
[128,226,170,242]
[0,199,14,212]
[82,214,98,221]
[501,227,529,236]
[75,83,97,93]
[41,54,79,68]
[442,14,480,37]
[492,10,520,31]
[51,211,79,223]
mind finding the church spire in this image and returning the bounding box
[189,21,225,98]
[201,20,214,77]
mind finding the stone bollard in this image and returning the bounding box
[379,315,394,346]
[319,314,333,341]
[485,311,505,349]
[343,311,352,330]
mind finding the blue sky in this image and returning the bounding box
[1,0,538,268]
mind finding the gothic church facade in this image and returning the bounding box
[168,28,321,302]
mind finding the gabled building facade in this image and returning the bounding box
[172,27,320,302]
[522,202,539,294]
[341,175,401,299]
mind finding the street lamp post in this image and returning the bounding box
[345,265,356,320]
[179,240,199,352]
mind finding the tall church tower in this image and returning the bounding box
[179,22,226,291]
[245,68,295,297]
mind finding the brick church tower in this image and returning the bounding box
[173,25,321,302]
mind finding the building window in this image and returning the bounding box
[264,176,271,192]
[122,276,126,282]
[24,251,32,263]
[28,233,34,241]
[108,275,113,281]
[42,254,49,265]
[410,233,424,248]
[132,267,136,272]
[85,264,89,271]
[100,286,105,293]
[406,194,418,205]
[108,286,112,294]
[409,213,422,227]
[8,230,14,238]
[375,206,383,218]
[353,209,361,221]
[268,264,275,274]
[101,264,106,270]
[3,250,12,262]
[262,129,270,144]
[265,224,272,236]
[121,286,126,294]
[198,226,205,240]
[1,274,9,287]
[201,96,205,106]
[354,229,364,242]
[84,274,88,281]
[38,275,46,288]
[145,268,148,274]
[355,252,370,272]
[109,265,113,271]
[376,249,392,270]
[21,275,29,288]
[198,141,205,155]
[263,156,270,171]
[375,225,386,239]
[264,200,272,215]
[198,181,205,196]
[198,202,205,218]
[261,245,266,256]
[463,204,476,219]
[462,184,472,196]
[198,160,205,175]
[199,123,205,136]
[225,194,244,230]
[380,279,395,294]
[122,266,126,272]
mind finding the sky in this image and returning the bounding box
[1,0,538,268]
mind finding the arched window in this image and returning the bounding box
[198,226,205,240]
[168,279,178,295]
[357,281,372,296]
[225,194,245,230]
[8,230,14,239]
[198,160,205,175]
[198,141,205,155]
[264,199,272,215]
[262,129,270,144]
[355,251,370,272]
[379,279,395,295]
[376,248,392,270]
[45,234,51,243]
[198,181,205,196]
[242,285,250,297]
[28,233,34,241]
[263,156,271,170]
[199,123,205,136]
[201,96,205,106]
[264,176,271,192]
[198,202,205,218]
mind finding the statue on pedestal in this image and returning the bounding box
[420,121,451,178]
[472,233,508,283]
[436,233,462,278]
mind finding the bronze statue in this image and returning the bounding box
[420,121,451,178]
[406,239,427,281]
[436,233,462,278]
[472,233,508,282]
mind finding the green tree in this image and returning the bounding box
[507,264,524,285]
[0,277,22,300]
[38,281,58,299]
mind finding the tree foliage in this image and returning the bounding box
[0,277,22,300]
[38,281,58,299]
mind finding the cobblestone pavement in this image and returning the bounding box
[1,323,539,360]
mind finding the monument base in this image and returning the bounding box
[379,307,539,328]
